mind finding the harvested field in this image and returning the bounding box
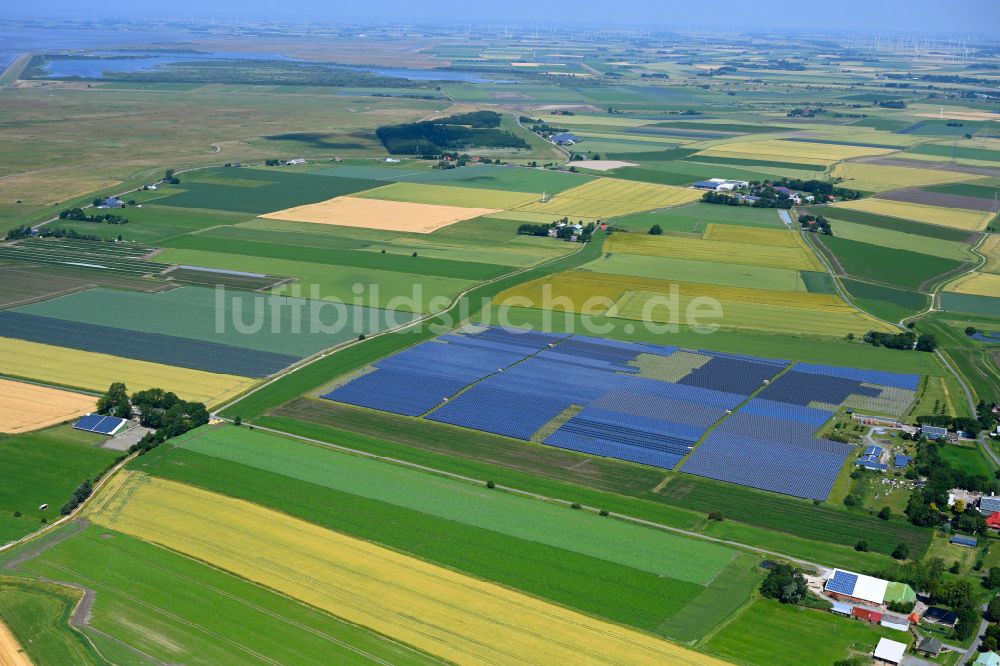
[947,271,1000,297]
[356,182,539,209]
[877,188,999,212]
[0,337,255,406]
[605,231,824,271]
[0,617,30,666]
[260,196,501,233]
[572,160,638,171]
[513,178,703,218]
[703,224,800,247]
[0,379,95,434]
[831,198,995,231]
[90,473,723,666]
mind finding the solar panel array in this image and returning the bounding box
[322,327,568,416]
[323,327,922,496]
[683,364,918,500]
[73,414,127,435]
[825,570,859,596]
[325,329,786,470]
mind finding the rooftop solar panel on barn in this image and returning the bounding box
[73,414,127,435]
[826,570,860,596]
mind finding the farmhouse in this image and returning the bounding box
[975,652,1000,666]
[923,606,958,627]
[851,606,882,623]
[824,569,915,608]
[981,495,1000,515]
[873,638,906,665]
[856,445,887,471]
[921,424,949,440]
[550,132,581,145]
[100,197,124,209]
[693,178,749,191]
[916,636,943,658]
[287,158,306,165]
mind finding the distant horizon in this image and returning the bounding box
[2,1,1000,36]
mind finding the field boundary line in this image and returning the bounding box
[242,421,832,576]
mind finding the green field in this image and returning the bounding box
[842,278,930,322]
[154,168,383,214]
[154,247,474,311]
[51,204,256,244]
[938,445,993,478]
[657,476,931,557]
[14,526,435,665]
[925,180,1000,201]
[940,292,1000,317]
[167,425,735,582]
[160,232,513,280]
[610,203,782,233]
[827,218,973,261]
[909,143,1000,163]
[703,599,907,666]
[130,426,760,640]
[0,426,119,544]
[15,286,417,358]
[811,206,976,242]
[0,577,103,666]
[818,235,967,291]
[583,254,810,291]
[684,154,828,172]
[264,401,929,563]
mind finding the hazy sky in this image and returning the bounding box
[4,0,999,34]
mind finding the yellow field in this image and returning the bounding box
[89,473,723,666]
[260,196,500,233]
[830,163,977,192]
[0,378,96,434]
[0,338,255,407]
[614,291,889,337]
[946,271,1000,297]
[502,271,853,309]
[831,198,995,231]
[0,618,30,666]
[496,271,891,337]
[703,223,800,247]
[982,234,1000,274]
[695,139,895,165]
[513,178,702,219]
[355,182,539,209]
[605,232,824,271]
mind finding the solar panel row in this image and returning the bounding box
[793,362,920,391]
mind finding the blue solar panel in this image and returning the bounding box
[951,535,978,547]
[73,414,126,435]
[792,363,920,391]
[895,455,912,467]
[826,570,859,596]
